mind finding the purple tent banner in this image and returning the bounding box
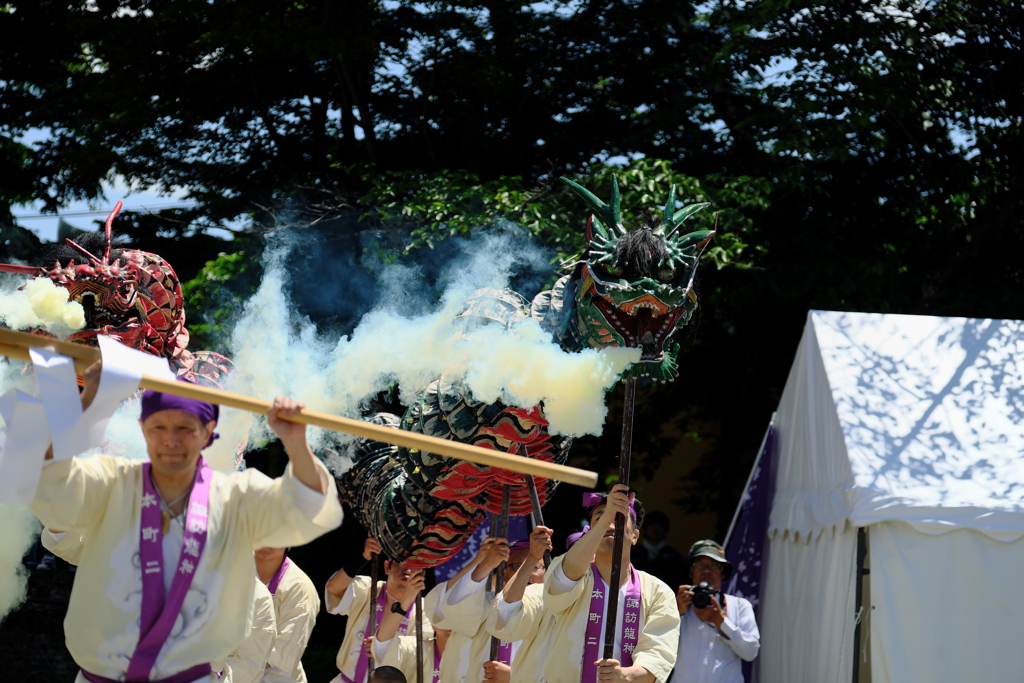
[724,423,777,682]
[432,515,528,583]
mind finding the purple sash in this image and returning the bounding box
[344,583,414,683]
[431,640,441,683]
[268,556,292,595]
[125,458,212,682]
[81,663,212,683]
[581,565,642,683]
[495,637,513,665]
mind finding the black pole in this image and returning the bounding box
[525,475,553,568]
[603,377,636,661]
[489,484,512,661]
[366,552,379,681]
[415,590,424,683]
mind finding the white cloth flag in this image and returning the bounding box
[0,389,49,504]
[0,335,177,504]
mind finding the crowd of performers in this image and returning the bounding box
[20,357,759,683]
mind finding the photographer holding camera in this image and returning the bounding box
[669,541,760,683]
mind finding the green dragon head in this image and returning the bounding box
[560,175,714,382]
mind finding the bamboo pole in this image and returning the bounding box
[603,377,636,661]
[0,328,598,488]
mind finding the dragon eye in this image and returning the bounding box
[593,263,623,280]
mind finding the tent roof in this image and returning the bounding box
[769,310,1024,541]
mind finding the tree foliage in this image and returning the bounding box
[2,0,1022,530]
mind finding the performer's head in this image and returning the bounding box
[585,488,645,559]
[138,380,218,479]
[369,666,407,683]
[383,558,425,591]
[503,540,546,586]
[255,546,287,566]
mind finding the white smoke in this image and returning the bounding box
[227,230,638,461]
[0,359,41,622]
[0,505,39,621]
[0,276,86,336]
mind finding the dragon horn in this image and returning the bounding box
[666,202,711,237]
[103,200,123,263]
[656,185,678,235]
[609,176,624,236]
[0,263,45,275]
[560,176,625,236]
[65,238,103,264]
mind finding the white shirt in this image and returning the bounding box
[668,593,760,683]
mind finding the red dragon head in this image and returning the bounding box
[0,202,228,385]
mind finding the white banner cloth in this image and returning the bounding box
[0,335,176,504]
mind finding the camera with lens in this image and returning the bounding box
[690,582,719,609]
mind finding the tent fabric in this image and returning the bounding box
[758,524,858,683]
[869,521,1024,683]
[769,310,1024,542]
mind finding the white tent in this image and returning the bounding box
[756,310,1024,683]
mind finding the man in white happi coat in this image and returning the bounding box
[668,541,759,683]
[543,485,680,683]
[25,361,343,683]
[372,536,507,679]
[324,536,434,683]
[255,547,320,683]
[483,525,555,683]
[38,530,278,683]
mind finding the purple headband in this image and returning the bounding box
[566,527,588,550]
[582,491,637,515]
[140,379,220,448]
[508,539,531,552]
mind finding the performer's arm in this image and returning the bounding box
[562,484,632,581]
[326,536,381,607]
[40,528,84,565]
[468,536,510,584]
[503,525,552,604]
[266,397,325,494]
[444,543,486,590]
[488,584,544,642]
[376,571,426,643]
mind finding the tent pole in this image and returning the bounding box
[851,526,868,683]
[724,413,776,549]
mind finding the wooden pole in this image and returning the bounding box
[0,328,598,488]
[525,475,552,569]
[415,591,424,683]
[366,553,379,682]
[488,484,511,662]
[602,377,636,661]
